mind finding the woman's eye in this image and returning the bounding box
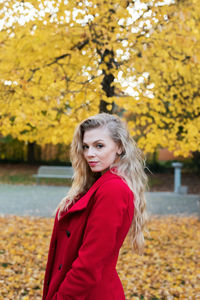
[83,145,88,150]
[96,144,103,149]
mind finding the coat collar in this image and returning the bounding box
[59,169,119,221]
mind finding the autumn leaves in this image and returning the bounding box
[1,216,199,299]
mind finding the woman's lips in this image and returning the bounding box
[88,161,98,167]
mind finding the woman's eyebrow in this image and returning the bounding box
[83,139,104,145]
[93,139,104,143]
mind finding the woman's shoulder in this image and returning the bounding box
[104,170,129,184]
[96,171,132,197]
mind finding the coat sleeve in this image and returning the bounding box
[52,180,133,300]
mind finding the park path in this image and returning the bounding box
[0,184,199,217]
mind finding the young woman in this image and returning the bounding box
[43,113,148,300]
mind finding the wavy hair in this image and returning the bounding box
[57,113,148,254]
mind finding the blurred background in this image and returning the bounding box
[0,1,200,299]
[0,0,200,191]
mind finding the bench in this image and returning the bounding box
[33,166,74,184]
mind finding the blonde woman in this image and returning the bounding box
[43,113,148,300]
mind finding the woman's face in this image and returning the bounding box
[82,126,121,174]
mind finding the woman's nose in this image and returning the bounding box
[87,147,95,157]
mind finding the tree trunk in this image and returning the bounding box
[99,100,115,113]
[192,151,200,173]
[27,142,36,164]
[99,48,116,114]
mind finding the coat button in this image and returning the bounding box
[66,230,71,237]
[59,264,62,270]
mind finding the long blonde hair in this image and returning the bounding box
[57,113,148,254]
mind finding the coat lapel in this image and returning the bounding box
[59,170,117,221]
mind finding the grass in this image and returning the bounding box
[0,164,72,186]
[0,163,199,193]
[0,172,160,187]
[0,166,161,188]
[148,176,164,189]
[0,174,72,186]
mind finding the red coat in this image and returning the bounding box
[43,170,134,300]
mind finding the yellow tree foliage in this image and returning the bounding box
[0,0,199,157]
[0,0,169,145]
[123,0,200,157]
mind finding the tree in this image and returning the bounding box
[123,0,200,157]
[0,0,168,145]
[1,0,199,158]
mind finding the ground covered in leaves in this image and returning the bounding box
[0,216,199,300]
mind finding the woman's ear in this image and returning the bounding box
[116,145,123,156]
